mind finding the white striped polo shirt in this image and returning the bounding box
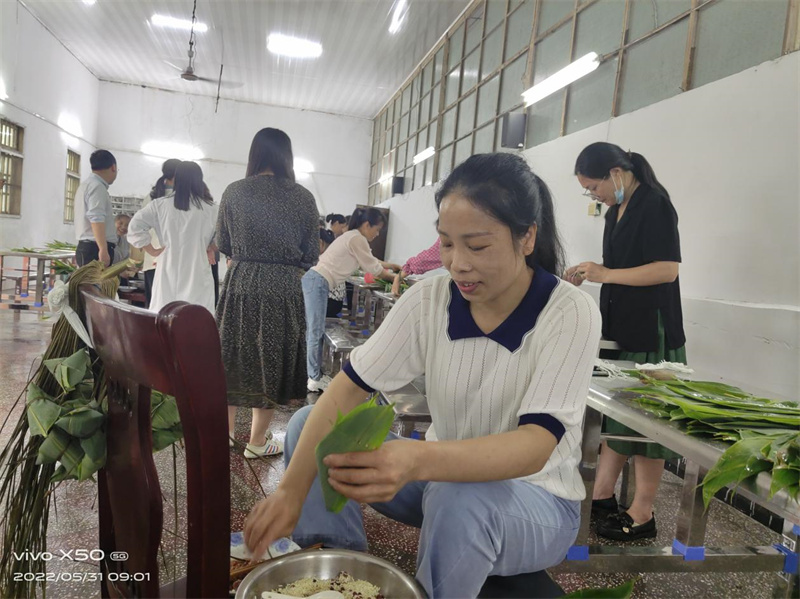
[345,268,601,501]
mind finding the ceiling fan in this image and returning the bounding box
[163,0,243,99]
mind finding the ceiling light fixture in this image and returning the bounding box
[0,79,7,101]
[151,14,208,33]
[57,113,83,138]
[388,0,409,34]
[413,146,435,165]
[378,173,394,184]
[522,52,600,106]
[82,0,97,5]
[267,33,323,59]
[141,141,204,161]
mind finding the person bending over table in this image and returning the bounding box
[390,237,444,296]
[302,208,397,393]
[245,153,601,599]
[566,141,686,542]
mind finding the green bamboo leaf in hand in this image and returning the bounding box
[315,397,396,513]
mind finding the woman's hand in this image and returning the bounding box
[206,244,217,266]
[564,265,583,286]
[144,244,165,258]
[391,272,402,297]
[576,261,610,283]
[243,487,304,563]
[324,440,422,504]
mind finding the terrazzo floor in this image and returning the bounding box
[0,311,790,598]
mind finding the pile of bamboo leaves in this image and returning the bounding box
[0,262,130,597]
[625,376,800,508]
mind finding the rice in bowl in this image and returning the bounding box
[264,571,383,599]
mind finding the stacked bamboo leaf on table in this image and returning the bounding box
[624,375,800,508]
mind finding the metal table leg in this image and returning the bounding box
[35,257,46,307]
[349,286,362,329]
[362,289,374,332]
[577,406,603,544]
[20,256,31,297]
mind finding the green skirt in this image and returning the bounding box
[603,312,686,460]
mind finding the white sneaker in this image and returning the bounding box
[244,432,284,459]
[307,375,332,393]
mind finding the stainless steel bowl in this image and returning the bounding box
[235,549,426,599]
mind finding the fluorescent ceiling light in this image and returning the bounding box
[83,0,97,5]
[57,113,83,138]
[413,146,435,165]
[151,14,208,33]
[522,52,600,106]
[141,141,204,161]
[294,158,314,173]
[267,34,322,59]
[389,0,409,34]
[378,173,394,184]
[0,79,7,101]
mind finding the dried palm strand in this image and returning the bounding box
[0,259,130,598]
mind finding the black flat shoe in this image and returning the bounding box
[591,494,619,519]
[597,511,657,541]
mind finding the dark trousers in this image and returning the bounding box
[76,240,115,267]
[211,263,219,307]
[144,269,155,308]
[326,299,343,318]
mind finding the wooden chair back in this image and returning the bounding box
[81,287,229,598]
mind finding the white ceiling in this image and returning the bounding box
[22,0,470,119]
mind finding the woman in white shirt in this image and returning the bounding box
[128,161,218,314]
[244,153,601,598]
[302,208,396,392]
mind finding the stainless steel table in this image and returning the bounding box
[371,290,396,330]
[0,249,75,313]
[346,276,382,332]
[377,376,429,437]
[567,364,799,597]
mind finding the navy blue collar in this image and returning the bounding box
[447,267,559,352]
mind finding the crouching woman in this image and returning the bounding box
[244,153,601,598]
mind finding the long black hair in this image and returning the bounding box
[173,161,214,211]
[348,207,386,231]
[574,142,670,200]
[246,128,295,181]
[434,153,566,276]
[326,213,346,226]
[150,158,181,200]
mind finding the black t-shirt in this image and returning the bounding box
[599,183,686,352]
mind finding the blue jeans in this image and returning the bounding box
[286,405,581,598]
[301,270,330,381]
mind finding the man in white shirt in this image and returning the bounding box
[75,150,118,266]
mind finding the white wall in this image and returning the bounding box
[379,52,800,399]
[0,1,99,250]
[96,82,372,218]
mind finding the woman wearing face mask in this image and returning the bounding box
[566,141,685,542]
[244,154,601,598]
[301,207,396,393]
